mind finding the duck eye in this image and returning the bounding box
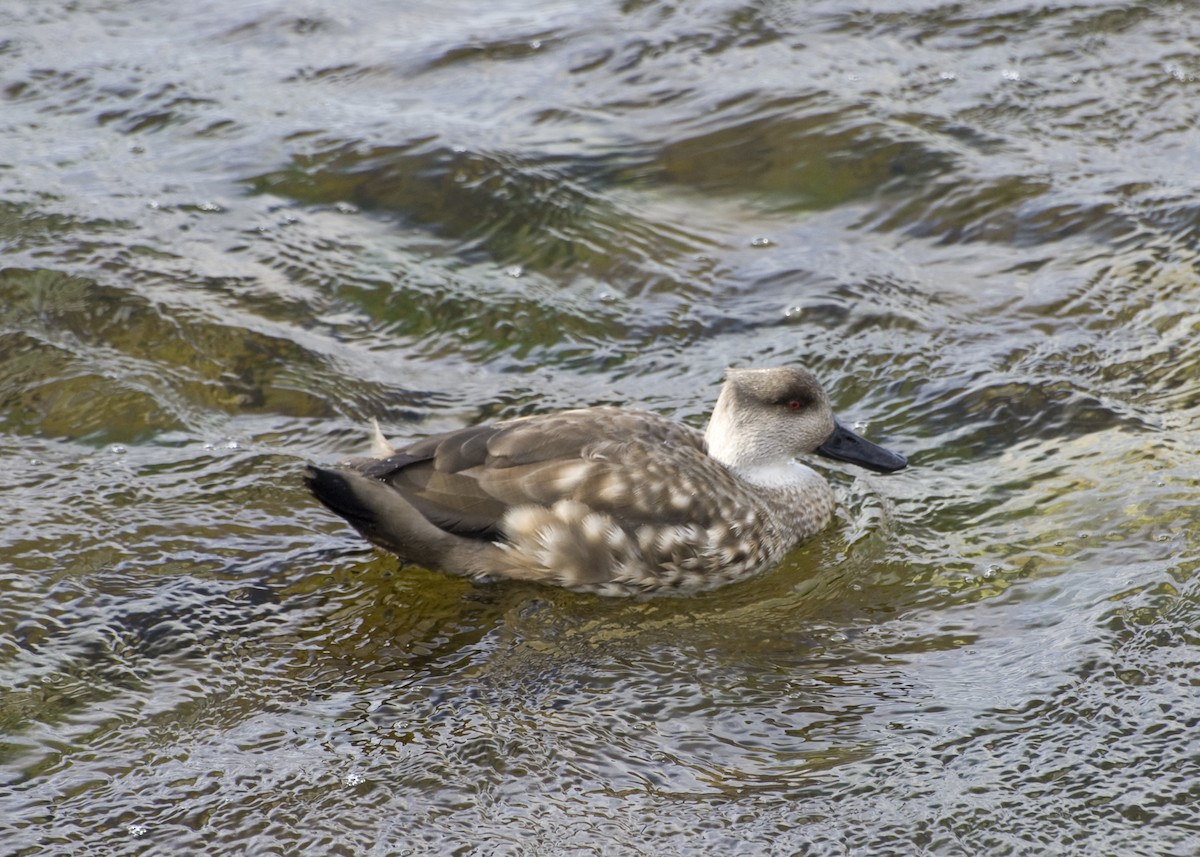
[787,400,803,410]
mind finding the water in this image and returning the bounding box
[2,0,1199,853]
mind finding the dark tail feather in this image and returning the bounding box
[305,465,380,531]
[306,464,494,578]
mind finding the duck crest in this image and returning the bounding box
[306,366,906,596]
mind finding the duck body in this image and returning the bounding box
[307,367,906,596]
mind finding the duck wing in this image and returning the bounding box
[353,408,732,541]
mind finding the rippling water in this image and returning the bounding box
[3,1,1199,853]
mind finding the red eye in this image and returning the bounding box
[787,400,803,410]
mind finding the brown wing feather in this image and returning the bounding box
[347,408,733,542]
[355,424,509,537]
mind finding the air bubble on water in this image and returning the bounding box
[1165,63,1194,82]
[1001,69,1021,81]
[198,201,223,213]
[344,771,365,786]
[109,444,127,455]
[127,824,147,837]
[505,265,523,278]
[750,236,774,248]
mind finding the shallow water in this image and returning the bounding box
[2,0,1199,853]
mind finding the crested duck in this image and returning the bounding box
[306,367,906,596]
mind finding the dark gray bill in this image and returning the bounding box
[815,418,907,473]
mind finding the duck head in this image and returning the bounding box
[704,367,907,474]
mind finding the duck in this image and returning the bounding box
[306,366,906,597]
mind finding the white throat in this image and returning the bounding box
[732,460,821,490]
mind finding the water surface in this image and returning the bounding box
[2,1,1199,853]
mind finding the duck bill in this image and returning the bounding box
[816,418,907,473]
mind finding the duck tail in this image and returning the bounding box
[305,465,380,532]
[305,465,491,576]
